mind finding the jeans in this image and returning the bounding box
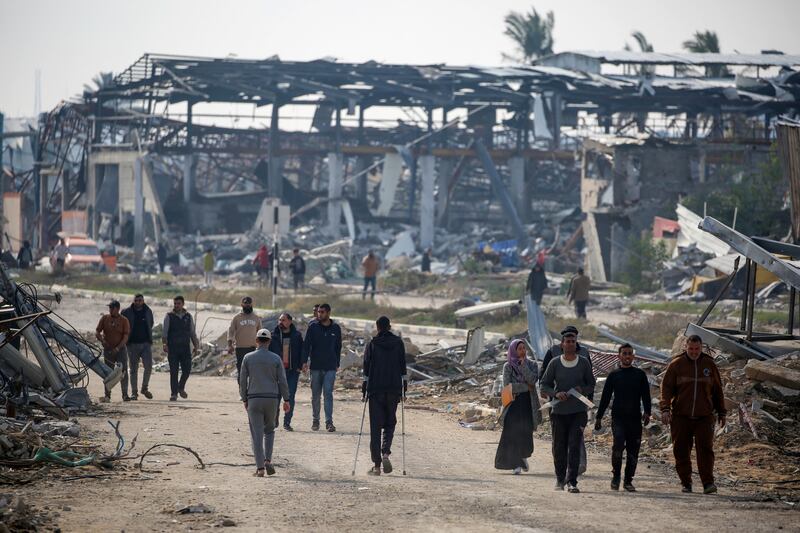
[551,411,588,486]
[310,369,336,423]
[168,346,192,396]
[127,343,152,395]
[247,397,278,466]
[283,369,300,426]
[362,276,376,299]
[611,415,643,482]
[368,392,400,466]
[103,347,129,399]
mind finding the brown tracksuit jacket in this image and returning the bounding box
[659,352,726,418]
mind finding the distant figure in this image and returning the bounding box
[254,245,270,286]
[17,240,33,270]
[362,316,407,476]
[203,248,214,287]
[526,262,548,306]
[121,294,155,400]
[240,328,290,477]
[421,248,432,273]
[289,248,306,292]
[53,239,68,275]
[157,242,167,273]
[567,268,591,319]
[96,300,131,402]
[361,250,380,300]
[162,295,200,401]
[228,296,261,382]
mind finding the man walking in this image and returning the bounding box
[302,303,342,432]
[540,334,596,493]
[228,296,261,381]
[361,250,379,300]
[660,335,726,494]
[240,328,290,477]
[157,242,167,273]
[567,267,591,319]
[96,300,131,402]
[421,249,432,273]
[253,244,270,286]
[162,295,200,401]
[362,316,407,476]
[121,294,155,400]
[594,343,651,492]
[541,326,592,475]
[269,313,304,431]
[17,241,34,270]
[526,262,548,306]
[289,248,306,292]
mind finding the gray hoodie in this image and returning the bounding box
[239,346,289,402]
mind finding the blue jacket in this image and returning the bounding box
[302,320,342,371]
[269,324,304,371]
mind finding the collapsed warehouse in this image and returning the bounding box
[2,50,800,274]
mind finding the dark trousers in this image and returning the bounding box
[103,347,129,399]
[362,276,376,299]
[293,273,305,291]
[611,415,643,482]
[671,414,716,486]
[368,392,400,466]
[551,411,588,485]
[574,300,587,318]
[168,347,192,396]
[282,369,300,426]
[235,347,255,381]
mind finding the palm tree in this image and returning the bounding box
[503,7,555,62]
[623,31,655,77]
[682,30,729,77]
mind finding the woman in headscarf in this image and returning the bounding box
[495,339,542,474]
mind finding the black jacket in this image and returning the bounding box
[121,304,154,344]
[596,366,652,420]
[269,324,304,371]
[289,256,306,275]
[526,267,547,297]
[302,320,342,371]
[363,331,407,394]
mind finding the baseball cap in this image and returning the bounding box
[256,328,271,340]
[108,299,121,308]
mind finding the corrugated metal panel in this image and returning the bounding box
[542,50,800,68]
[777,119,800,241]
[676,203,732,257]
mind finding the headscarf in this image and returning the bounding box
[507,339,526,380]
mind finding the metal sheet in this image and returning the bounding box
[525,295,552,361]
[376,152,403,217]
[597,326,671,363]
[699,216,800,291]
[546,50,800,68]
[676,204,731,257]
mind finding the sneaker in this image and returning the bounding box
[283,424,294,432]
[326,421,336,433]
[611,478,620,491]
[169,395,177,402]
[142,389,153,399]
[567,484,580,493]
[382,455,393,474]
[554,480,565,491]
[265,461,276,476]
[513,467,522,475]
[99,396,110,404]
[122,396,131,402]
[623,482,636,492]
[179,390,188,399]
[681,484,693,493]
[311,420,320,431]
[130,394,138,401]
[254,469,264,477]
[367,466,381,476]
[703,483,717,494]
[521,458,529,472]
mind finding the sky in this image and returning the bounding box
[1,0,799,117]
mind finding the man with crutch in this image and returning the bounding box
[359,316,407,476]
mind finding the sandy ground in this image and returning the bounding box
[11,369,798,533]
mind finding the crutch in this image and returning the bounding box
[351,395,369,476]
[401,384,407,475]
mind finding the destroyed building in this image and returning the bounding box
[1,50,800,273]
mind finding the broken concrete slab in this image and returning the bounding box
[745,359,800,390]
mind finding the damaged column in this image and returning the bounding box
[133,156,145,259]
[327,152,343,238]
[509,156,527,222]
[419,154,436,250]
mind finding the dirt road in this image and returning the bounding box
[14,371,796,533]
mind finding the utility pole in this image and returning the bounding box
[271,205,280,309]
